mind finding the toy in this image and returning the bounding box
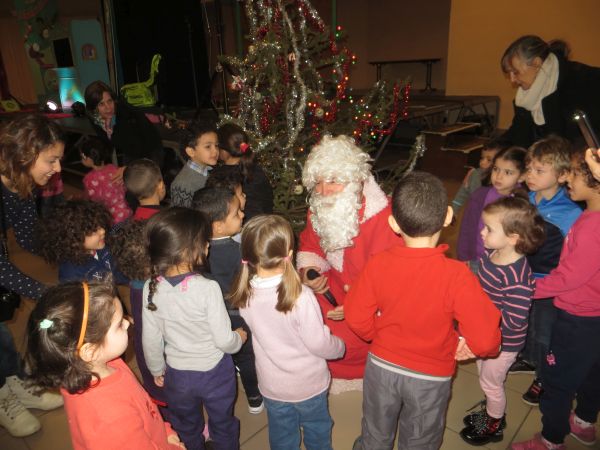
[120,54,162,107]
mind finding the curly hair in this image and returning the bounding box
[108,219,150,281]
[36,200,113,265]
[0,114,63,198]
[26,279,117,394]
[571,149,600,189]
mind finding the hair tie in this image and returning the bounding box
[283,255,291,262]
[240,143,249,154]
[241,259,249,265]
[76,282,90,352]
[39,319,54,330]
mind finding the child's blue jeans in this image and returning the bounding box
[264,390,333,450]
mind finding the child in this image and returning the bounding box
[36,200,126,284]
[344,171,501,450]
[217,123,273,220]
[511,135,582,406]
[229,214,345,450]
[25,280,184,449]
[142,207,247,450]
[108,219,171,421]
[171,121,219,208]
[205,167,247,212]
[193,187,263,414]
[123,158,165,220]
[512,150,600,450]
[452,142,502,213]
[80,136,132,224]
[457,146,527,272]
[460,196,545,445]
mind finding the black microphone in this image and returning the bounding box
[306,269,338,307]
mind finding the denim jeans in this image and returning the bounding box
[264,391,333,450]
[0,322,22,386]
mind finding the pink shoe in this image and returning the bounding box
[511,433,565,450]
[570,412,597,446]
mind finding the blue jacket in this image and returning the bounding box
[527,187,582,278]
[59,246,128,284]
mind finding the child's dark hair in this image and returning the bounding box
[230,215,302,313]
[123,158,162,200]
[192,187,235,223]
[26,279,118,394]
[145,207,212,310]
[206,166,243,193]
[108,220,150,281]
[571,149,600,189]
[218,123,257,183]
[79,136,112,166]
[483,196,546,254]
[526,135,571,175]
[180,120,218,159]
[391,171,448,237]
[493,146,527,173]
[36,200,112,265]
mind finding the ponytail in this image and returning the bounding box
[218,123,256,183]
[146,266,159,311]
[229,260,253,309]
[501,35,570,72]
[275,257,302,313]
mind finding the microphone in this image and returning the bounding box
[306,269,338,307]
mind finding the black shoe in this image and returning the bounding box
[462,400,507,430]
[522,378,543,406]
[508,359,536,375]
[247,395,264,414]
[460,412,504,446]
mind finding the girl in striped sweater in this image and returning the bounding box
[461,196,545,446]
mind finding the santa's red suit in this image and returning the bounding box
[297,176,403,379]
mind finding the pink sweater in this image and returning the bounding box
[239,275,345,402]
[83,165,132,224]
[534,210,600,317]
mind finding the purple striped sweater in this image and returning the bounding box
[478,251,535,352]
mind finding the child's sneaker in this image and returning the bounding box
[462,399,507,430]
[247,395,264,414]
[522,378,543,406]
[508,359,536,375]
[460,411,504,445]
[511,433,565,449]
[569,412,597,446]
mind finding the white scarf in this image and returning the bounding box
[515,53,559,126]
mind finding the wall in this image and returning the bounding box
[446,0,600,129]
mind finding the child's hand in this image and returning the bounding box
[326,305,345,321]
[111,166,126,185]
[154,375,165,387]
[235,327,248,344]
[585,148,600,181]
[455,337,476,361]
[167,433,186,448]
[462,168,475,187]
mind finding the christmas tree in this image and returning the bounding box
[220,0,423,225]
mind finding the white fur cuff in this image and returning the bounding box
[296,251,331,273]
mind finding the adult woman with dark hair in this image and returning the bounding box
[0,114,65,437]
[499,35,600,148]
[84,81,164,175]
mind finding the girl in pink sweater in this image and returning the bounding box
[230,215,345,450]
[25,279,183,450]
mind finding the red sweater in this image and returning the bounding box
[345,244,501,377]
[133,205,161,221]
[61,358,179,450]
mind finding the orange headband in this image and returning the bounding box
[76,282,90,351]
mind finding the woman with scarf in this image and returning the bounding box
[84,81,164,180]
[499,35,600,148]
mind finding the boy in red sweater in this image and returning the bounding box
[345,171,501,450]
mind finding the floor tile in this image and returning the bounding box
[235,379,269,445]
[329,390,363,448]
[24,406,73,450]
[441,426,491,449]
[0,432,30,450]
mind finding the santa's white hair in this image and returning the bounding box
[302,135,372,190]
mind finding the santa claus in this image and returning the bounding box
[297,135,403,391]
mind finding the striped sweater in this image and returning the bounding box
[478,251,535,352]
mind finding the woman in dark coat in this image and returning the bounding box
[84,81,164,169]
[499,35,600,148]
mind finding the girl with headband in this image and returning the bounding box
[25,279,184,449]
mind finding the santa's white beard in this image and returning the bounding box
[309,183,362,253]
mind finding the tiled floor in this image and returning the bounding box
[1,181,599,449]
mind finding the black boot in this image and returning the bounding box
[460,411,504,446]
[462,399,507,430]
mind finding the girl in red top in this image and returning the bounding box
[25,279,184,450]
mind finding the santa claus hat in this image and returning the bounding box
[302,135,372,190]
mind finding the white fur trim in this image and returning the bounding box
[296,251,331,273]
[326,248,344,272]
[329,378,363,395]
[362,175,389,223]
